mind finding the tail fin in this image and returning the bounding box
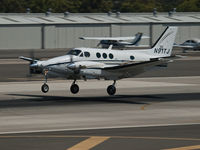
[149,26,178,58]
[130,32,143,46]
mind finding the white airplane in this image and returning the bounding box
[174,39,200,51]
[20,26,177,95]
[79,32,149,48]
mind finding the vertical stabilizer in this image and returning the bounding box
[130,32,143,46]
[149,26,178,57]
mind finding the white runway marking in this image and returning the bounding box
[0,122,200,135]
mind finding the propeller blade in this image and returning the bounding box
[19,56,34,62]
[70,55,73,63]
[19,56,42,74]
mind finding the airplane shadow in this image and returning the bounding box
[0,92,200,108]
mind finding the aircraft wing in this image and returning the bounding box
[79,36,135,41]
[79,36,149,41]
[173,44,194,49]
[103,58,169,78]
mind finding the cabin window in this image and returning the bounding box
[67,49,82,56]
[84,51,90,57]
[109,53,114,59]
[130,56,135,60]
[103,53,107,59]
[96,52,101,58]
[80,53,83,57]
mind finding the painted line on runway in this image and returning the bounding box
[140,101,161,110]
[140,104,150,110]
[67,136,110,150]
[164,145,200,150]
[0,122,200,135]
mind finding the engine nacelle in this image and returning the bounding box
[67,61,104,70]
[80,69,102,79]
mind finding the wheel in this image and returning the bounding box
[107,85,116,95]
[70,84,79,94]
[41,83,49,93]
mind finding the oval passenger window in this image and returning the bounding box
[96,52,101,58]
[109,53,114,59]
[130,56,135,60]
[103,53,107,59]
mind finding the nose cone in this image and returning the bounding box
[30,63,38,68]
[30,61,44,68]
[29,61,43,74]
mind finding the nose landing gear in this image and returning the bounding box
[107,80,116,96]
[70,80,79,94]
[41,83,49,93]
[41,70,49,93]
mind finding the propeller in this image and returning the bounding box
[67,55,77,71]
[29,50,37,74]
[29,61,42,74]
[70,54,73,63]
[67,55,86,74]
[19,56,42,75]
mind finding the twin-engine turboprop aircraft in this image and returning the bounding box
[79,32,149,48]
[20,26,178,95]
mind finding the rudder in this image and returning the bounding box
[149,26,178,58]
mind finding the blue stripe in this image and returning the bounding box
[46,60,130,67]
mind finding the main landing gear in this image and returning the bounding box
[40,73,116,96]
[41,70,49,93]
[70,80,79,94]
[107,80,116,96]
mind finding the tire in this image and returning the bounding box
[41,83,49,93]
[70,84,79,94]
[107,85,116,95]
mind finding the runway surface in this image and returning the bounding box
[0,76,200,149]
[0,54,200,149]
[1,124,200,150]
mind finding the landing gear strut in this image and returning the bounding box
[41,70,49,93]
[107,80,116,96]
[70,80,79,94]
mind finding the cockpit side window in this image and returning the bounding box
[84,51,90,57]
[184,40,190,43]
[67,49,82,56]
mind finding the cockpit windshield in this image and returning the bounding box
[67,49,82,56]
